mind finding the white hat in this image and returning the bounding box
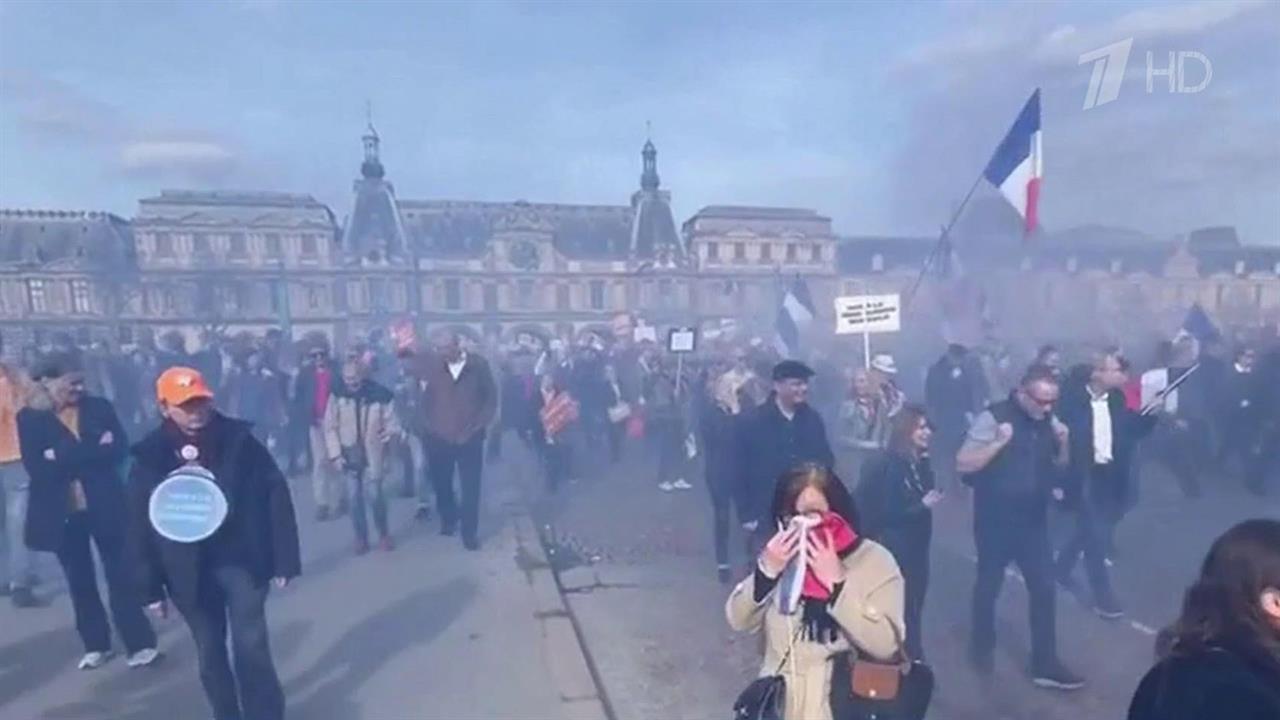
[870,353,898,375]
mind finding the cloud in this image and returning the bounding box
[886,1,1280,244]
[118,140,238,179]
[0,69,125,142]
[2,69,245,185]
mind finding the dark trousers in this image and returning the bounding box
[705,459,747,569]
[652,418,683,484]
[971,512,1058,668]
[285,418,311,474]
[56,511,156,655]
[930,425,967,491]
[1055,466,1120,605]
[888,538,930,661]
[607,421,623,464]
[428,433,484,543]
[176,565,283,720]
[1155,421,1209,497]
[541,441,570,493]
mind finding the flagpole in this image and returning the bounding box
[904,170,985,310]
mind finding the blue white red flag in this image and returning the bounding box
[983,89,1042,235]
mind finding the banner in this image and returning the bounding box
[835,294,902,335]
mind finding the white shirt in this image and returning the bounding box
[448,353,468,381]
[1089,386,1113,465]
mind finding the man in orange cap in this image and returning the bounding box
[128,366,300,720]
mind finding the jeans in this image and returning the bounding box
[541,441,569,493]
[176,565,284,720]
[0,461,36,590]
[309,424,340,511]
[971,510,1058,668]
[346,469,388,543]
[1055,464,1120,606]
[427,433,484,543]
[56,512,156,654]
[403,433,430,503]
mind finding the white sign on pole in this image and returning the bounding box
[834,294,901,335]
[668,327,697,354]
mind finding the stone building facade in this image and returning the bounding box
[1,130,1278,355]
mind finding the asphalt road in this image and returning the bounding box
[533,427,1280,720]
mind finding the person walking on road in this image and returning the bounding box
[957,364,1084,690]
[535,372,578,494]
[129,366,301,720]
[1128,518,1280,720]
[925,343,987,491]
[292,344,341,519]
[1054,349,1156,620]
[416,333,497,551]
[857,404,942,661]
[726,463,905,720]
[738,360,835,561]
[325,359,399,555]
[0,333,40,608]
[18,353,159,670]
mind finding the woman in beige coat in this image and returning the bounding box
[727,464,905,720]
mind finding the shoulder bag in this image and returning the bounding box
[733,623,802,720]
[830,620,934,720]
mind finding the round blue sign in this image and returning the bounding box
[148,465,228,543]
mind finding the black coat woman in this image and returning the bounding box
[856,404,942,660]
[1128,518,1280,720]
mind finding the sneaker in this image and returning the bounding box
[463,536,480,551]
[1104,556,1115,568]
[126,648,161,668]
[1031,660,1086,691]
[77,650,115,670]
[658,481,675,492]
[1054,572,1080,594]
[10,586,42,608]
[672,479,693,490]
[379,536,396,552]
[414,504,432,521]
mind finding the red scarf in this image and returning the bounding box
[803,511,858,601]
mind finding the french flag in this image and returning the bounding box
[983,89,1042,234]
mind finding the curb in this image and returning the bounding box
[513,513,614,720]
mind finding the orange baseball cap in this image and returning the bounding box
[156,366,215,405]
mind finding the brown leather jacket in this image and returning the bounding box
[415,352,497,445]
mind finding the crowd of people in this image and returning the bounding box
[0,321,1277,720]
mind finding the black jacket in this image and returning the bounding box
[128,413,301,609]
[1128,642,1280,720]
[18,395,130,552]
[737,396,834,523]
[1058,380,1155,508]
[856,451,934,560]
[925,355,986,433]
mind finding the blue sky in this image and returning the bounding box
[2,0,1277,243]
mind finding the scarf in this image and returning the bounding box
[776,511,860,642]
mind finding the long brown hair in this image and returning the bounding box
[770,463,859,531]
[1158,519,1280,667]
[887,403,928,457]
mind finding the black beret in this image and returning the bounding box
[771,360,815,381]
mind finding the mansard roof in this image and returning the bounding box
[0,209,135,270]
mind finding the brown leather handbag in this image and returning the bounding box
[830,621,934,720]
